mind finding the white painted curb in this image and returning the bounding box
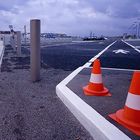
[56,41,131,140]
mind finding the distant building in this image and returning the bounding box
[0,31,13,45]
[40,33,70,38]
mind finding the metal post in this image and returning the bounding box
[17,31,21,56]
[30,19,40,82]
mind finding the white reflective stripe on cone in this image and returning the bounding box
[125,92,140,111]
[90,74,102,84]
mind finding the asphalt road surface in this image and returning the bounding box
[41,40,114,70]
[22,39,140,71]
[99,40,140,70]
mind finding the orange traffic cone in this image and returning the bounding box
[109,71,140,136]
[83,59,111,96]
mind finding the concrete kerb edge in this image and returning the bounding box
[56,41,131,140]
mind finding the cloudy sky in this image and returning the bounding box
[0,0,140,36]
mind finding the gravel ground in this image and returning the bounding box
[0,45,93,140]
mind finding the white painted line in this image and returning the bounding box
[72,41,97,43]
[83,62,91,68]
[81,67,138,72]
[122,40,140,53]
[59,67,83,86]
[83,41,117,68]
[102,67,139,72]
[41,42,82,47]
[88,41,117,63]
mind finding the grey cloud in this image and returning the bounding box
[81,0,140,19]
[0,0,139,36]
[0,0,27,10]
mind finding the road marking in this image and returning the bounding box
[41,42,82,47]
[112,49,129,54]
[84,67,139,72]
[72,41,96,43]
[89,41,117,62]
[122,40,140,53]
[102,67,139,71]
[83,41,117,67]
